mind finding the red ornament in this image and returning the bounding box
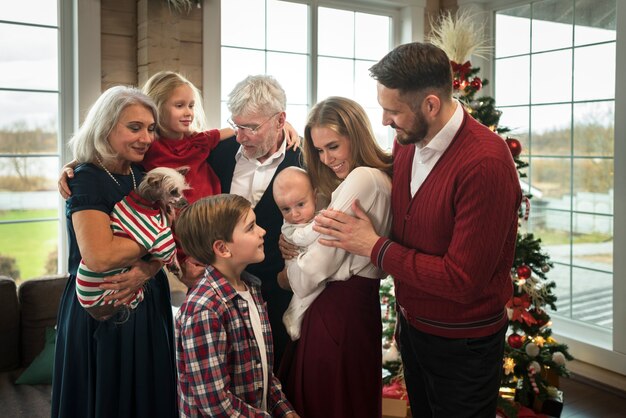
[453,79,461,90]
[507,333,523,349]
[517,265,532,280]
[506,137,522,158]
[470,77,482,91]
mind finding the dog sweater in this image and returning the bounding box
[76,191,177,310]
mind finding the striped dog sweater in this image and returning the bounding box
[76,191,177,310]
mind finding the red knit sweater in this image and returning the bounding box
[372,112,521,338]
[142,129,222,204]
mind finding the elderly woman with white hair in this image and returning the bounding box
[51,86,177,418]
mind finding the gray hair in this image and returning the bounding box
[226,75,286,117]
[69,86,158,162]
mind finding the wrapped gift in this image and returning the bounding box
[382,380,410,418]
[533,390,563,417]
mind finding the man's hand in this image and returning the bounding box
[313,200,379,257]
[58,159,78,199]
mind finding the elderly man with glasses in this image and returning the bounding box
[208,75,302,370]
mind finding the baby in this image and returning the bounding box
[272,167,322,340]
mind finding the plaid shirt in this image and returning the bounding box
[176,265,295,417]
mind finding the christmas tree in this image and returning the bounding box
[380,9,574,418]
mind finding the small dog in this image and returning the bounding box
[76,166,191,320]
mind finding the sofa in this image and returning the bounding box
[0,274,68,418]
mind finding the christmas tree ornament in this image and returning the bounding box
[506,137,522,157]
[471,77,483,90]
[552,352,566,366]
[516,265,532,280]
[541,264,551,273]
[507,333,523,349]
[525,342,540,357]
[503,357,516,375]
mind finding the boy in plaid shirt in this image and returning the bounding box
[174,194,300,418]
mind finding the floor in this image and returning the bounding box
[558,375,626,417]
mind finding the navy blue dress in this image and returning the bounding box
[51,163,177,418]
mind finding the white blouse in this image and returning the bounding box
[286,166,392,299]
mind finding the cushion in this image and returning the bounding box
[0,276,20,371]
[15,326,55,385]
[18,274,68,367]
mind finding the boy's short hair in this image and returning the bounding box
[175,194,251,265]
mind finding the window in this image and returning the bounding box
[494,0,616,337]
[0,1,63,282]
[218,0,393,149]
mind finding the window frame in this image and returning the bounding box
[476,0,626,375]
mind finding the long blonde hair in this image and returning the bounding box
[142,71,208,136]
[302,96,393,200]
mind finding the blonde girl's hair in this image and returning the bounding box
[142,71,208,136]
[69,85,157,162]
[302,96,393,200]
[175,194,251,265]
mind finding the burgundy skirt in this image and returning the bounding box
[278,275,382,418]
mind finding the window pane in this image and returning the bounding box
[531,50,572,104]
[267,0,308,53]
[531,0,573,53]
[531,157,571,209]
[571,267,612,328]
[548,262,572,318]
[495,6,531,57]
[573,101,613,157]
[0,219,58,281]
[221,0,265,49]
[0,91,58,133]
[267,52,308,104]
[0,157,59,192]
[354,12,390,60]
[575,0,616,46]
[317,57,354,101]
[574,43,615,101]
[285,104,308,136]
[531,104,571,156]
[498,106,529,154]
[220,47,266,101]
[0,23,58,90]
[573,159,613,206]
[495,56,530,106]
[572,213,613,270]
[354,60,379,107]
[0,0,57,26]
[318,7,354,57]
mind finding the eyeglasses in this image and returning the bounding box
[227,112,280,136]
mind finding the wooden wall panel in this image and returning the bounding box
[101,0,137,89]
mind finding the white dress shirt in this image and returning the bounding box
[410,100,463,196]
[230,134,287,207]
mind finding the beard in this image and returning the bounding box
[394,109,429,146]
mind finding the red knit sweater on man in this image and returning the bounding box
[371,112,521,338]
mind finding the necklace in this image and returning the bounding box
[96,156,137,190]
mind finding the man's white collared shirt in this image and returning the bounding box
[230,134,287,207]
[410,101,463,197]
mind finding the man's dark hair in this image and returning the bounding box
[369,42,453,98]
